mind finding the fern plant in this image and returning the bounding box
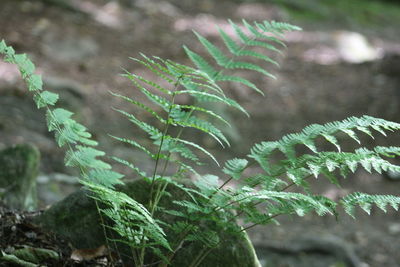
[1,19,400,267]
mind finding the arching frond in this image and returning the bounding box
[341,192,400,218]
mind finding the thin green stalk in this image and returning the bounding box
[187,246,209,267]
[95,200,115,263]
[140,76,183,266]
[148,93,176,211]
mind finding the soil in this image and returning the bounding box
[1,0,400,266]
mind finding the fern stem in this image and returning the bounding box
[159,223,195,267]
[187,246,209,267]
[94,200,116,264]
[148,92,177,213]
[141,77,183,266]
[239,213,282,232]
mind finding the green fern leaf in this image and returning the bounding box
[84,169,124,188]
[159,138,200,163]
[109,135,160,160]
[0,40,7,53]
[176,89,248,115]
[110,91,167,124]
[242,20,287,47]
[130,56,175,84]
[219,28,279,66]
[223,158,248,180]
[65,146,110,169]
[124,72,172,95]
[27,74,43,91]
[111,156,148,178]
[33,90,59,108]
[174,104,230,126]
[229,20,282,54]
[113,108,163,140]
[341,192,400,218]
[183,46,219,78]
[14,54,35,78]
[173,138,219,166]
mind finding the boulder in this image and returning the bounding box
[37,179,261,267]
[0,144,40,211]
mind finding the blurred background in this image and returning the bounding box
[1,0,400,266]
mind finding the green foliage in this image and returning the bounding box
[1,18,400,267]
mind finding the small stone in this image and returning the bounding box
[5,246,15,254]
[0,144,40,211]
[25,231,37,239]
[388,223,400,235]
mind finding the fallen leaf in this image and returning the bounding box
[70,245,107,261]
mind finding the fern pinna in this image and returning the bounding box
[1,19,400,267]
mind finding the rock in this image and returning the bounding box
[334,31,382,63]
[37,172,80,206]
[0,144,40,211]
[42,35,99,63]
[254,235,362,267]
[388,223,400,235]
[36,179,261,266]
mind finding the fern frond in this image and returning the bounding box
[260,146,400,193]
[229,190,335,216]
[341,192,400,218]
[249,116,400,162]
[172,137,219,166]
[187,229,220,248]
[171,111,230,147]
[125,75,172,112]
[229,20,282,54]
[183,46,220,79]
[130,56,175,85]
[111,156,148,178]
[175,90,247,115]
[85,181,171,251]
[110,91,167,124]
[65,145,111,169]
[83,169,124,188]
[109,135,159,159]
[1,40,125,188]
[33,90,59,108]
[174,104,230,126]
[194,174,220,196]
[242,20,287,47]
[219,27,279,66]
[222,158,249,180]
[242,174,288,191]
[113,108,163,140]
[123,72,172,95]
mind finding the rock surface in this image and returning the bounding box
[0,144,40,211]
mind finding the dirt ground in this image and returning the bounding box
[1,0,400,266]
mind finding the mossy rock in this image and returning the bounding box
[37,179,261,267]
[0,144,40,211]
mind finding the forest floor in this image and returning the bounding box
[1,0,400,266]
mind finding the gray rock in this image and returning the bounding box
[42,36,99,63]
[0,144,40,211]
[254,235,362,267]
